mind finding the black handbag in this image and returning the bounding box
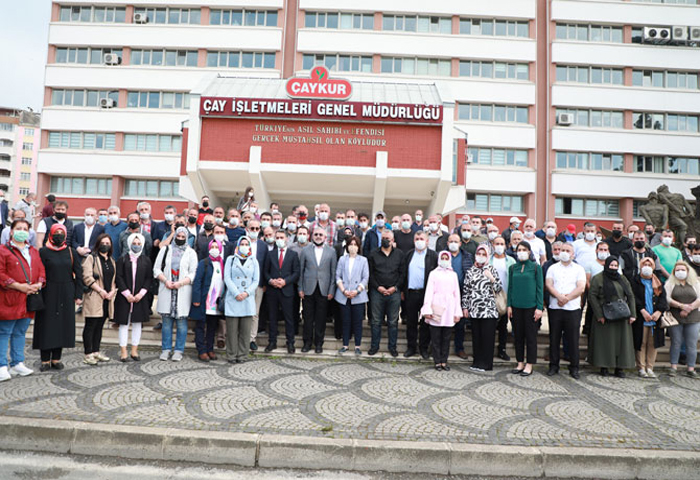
[6,245,44,312]
[603,298,631,321]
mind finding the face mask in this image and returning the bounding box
[634,240,645,249]
[139,212,149,220]
[662,237,672,246]
[448,242,460,253]
[214,234,226,243]
[313,237,325,246]
[429,223,438,232]
[54,212,66,220]
[546,227,556,237]
[488,232,498,241]
[336,219,345,227]
[98,215,108,224]
[318,212,329,221]
[675,270,688,280]
[215,217,224,225]
[287,223,297,232]
[297,234,308,244]
[596,236,603,242]
[597,251,610,261]
[249,207,258,214]
[164,214,175,223]
[203,222,214,231]
[585,232,596,242]
[415,240,426,251]
[345,218,355,226]
[559,252,571,263]
[524,230,534,238]
[693,255,700,264]
[415,215,423,223]
[248,230,259,240]
[461,219,469,225]
[130,244,142,254]
[264,236,274,244]
[641,266,653,277]
[97,244,110,254]
[347,245,359,255]
[553,254,560,261]
[401,221,411,230]
[128,221,140,230]
[513,222,520,230]
[248,191,254,197]
[261,220,270,229]
[688,244,697,251]
[239,245,250,256]
[475,255,488,265]
[174,237,186,246]
[202,201,209,208]
[229,217,239,227]
[271,209,279,215]
[514,251,528,262]
[359,221,368,230]
[276,239,286,249]
[629,232,636,239]
[188,216,197,224]
[423,226,430,233]
[439,259,451,269]
[471,225,480,233]
[109,214,119,223]
[461,230,471,240]
[494,245,505,255]
[381,238,391,249]
[272,220,281,228]
[12,230,29,243]
[209,248,220,258]
[391,222,399,230]
[612,230,622,239]
[84,216,95,226]
[375,219,385,229]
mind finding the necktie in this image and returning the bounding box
[279,248,284,269]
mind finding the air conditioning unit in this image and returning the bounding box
[466,153,474,163]
[643,26,671,44]
[133,12,149,24]
[557,113,574,126]
[690,26,700,42]
[672,26,689,43]
[99,98,116,109]
[103,53,121,65]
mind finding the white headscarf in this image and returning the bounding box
[127,232,145,258]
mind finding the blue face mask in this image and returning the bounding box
[130,244,142,253]
[98,214,108,224]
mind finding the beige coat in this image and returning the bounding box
[81,254,116,319]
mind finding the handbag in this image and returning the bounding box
[430,303,445,322]
[6,245,44,312]
[659,310,679,328]
[215,258,227,316]
[602,298,631,321]
[494,289,507,316]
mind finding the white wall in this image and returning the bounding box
[455,123,536,149]
[553,42,700,70]
[552,171,700,200]
[38,151,181,178]
[552,0,700,25]
[42,108,186,134]
[552,128,700,157]
[552,84,700,114]
[466,167,537,193]
[300,0,536,18]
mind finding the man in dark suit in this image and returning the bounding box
[264,229,300,353]
[0,190,9,228]
[402,230,438,358]
[71,207,105,257]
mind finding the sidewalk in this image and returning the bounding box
[0,348,699,478]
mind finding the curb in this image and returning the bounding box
[0,417,698,478]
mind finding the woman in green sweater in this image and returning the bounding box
[507,241,543,377]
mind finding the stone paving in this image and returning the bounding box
[1,347,700,451]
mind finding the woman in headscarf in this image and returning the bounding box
[33,223,83,372]
[664,261,700,378]
[421,250,462,371]
[115,233,153,362]
[153,227,198,362]
[588,255,636,377]
[462,244,503,372]
[223,236,259,363]
[630,256,667,378]
[191,238,226,362]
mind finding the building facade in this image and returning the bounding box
[0,108,41,205]
[38,0,700,229]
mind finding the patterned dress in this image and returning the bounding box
[461,264,503,319]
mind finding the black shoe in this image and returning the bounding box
[40,363,51,372]
[250,341,258,351]
[570,368,580,380]
[76,305,83,314]
[519,369,533,377]
[130,355,140,362]
[315,346,323,354]
[442,365,451,371]
[497,350,511,361]
[368,347,378,356]
[301,344,311,353]
[154,322,162,331]
[404,348,416,358]
[547,366,559,377]
[511,368,524,375]
[264,343,277,353]
[614,368,626,378]
[435,365,442,371]
[679,353,687,366]
[420,350,430,360]
[50,362,64,370]
[287,343,295,354]
[600,368,609,377]
[236,358,247,364]
[119,356,129,363]
[389,348,398,358]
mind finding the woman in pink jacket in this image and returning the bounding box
[421,250,463,371]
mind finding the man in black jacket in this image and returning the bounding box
[605,221,633,258]
[620,230,660,282]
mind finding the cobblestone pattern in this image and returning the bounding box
[1,348,699,451]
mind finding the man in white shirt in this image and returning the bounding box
[522,218,547,265]
[572,222,599,273]
[545,243,586,380]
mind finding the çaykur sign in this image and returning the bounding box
[286,66,352,100]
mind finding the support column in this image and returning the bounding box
[111,175,124,209]
[372,151,388,216]
[248,145,271,212]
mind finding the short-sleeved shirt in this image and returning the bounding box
[573,239,598,273]
[525,235,546,262]
[652,244,683,278]
[546,261,587,311]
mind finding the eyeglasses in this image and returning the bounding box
[313,233,324,237]
[248,227,260,231]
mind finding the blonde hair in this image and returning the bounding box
[666,260,699,288]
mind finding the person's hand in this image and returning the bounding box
[401,292,405,301]
[235,293,246,301]
[386,286,396,295]
[348,290,358,299]
[75,298,82,306]
[77,247,90,256]
[193,302,200,307]
[484,270,494,282]
[682,304,693,313]
[507,306,513,319]
[454,316,460,325]
[165,280,175,289]
[424,314,433,320]
[15,283,31,294]
[598,317,605,325]
[651,311,661,322]
[327,293,334,300]
[126,294,135,303]
[377,286,387,295]
[534,309,543,321]
[641,310,651,322]
[99,289,109,300]
[462,308,469,318]
[557,294,568,307]
[629,317,635,325]
[173,281,181,289]
[680,310,688,318]
[134,292,144,302]
[278,279,286,287]
[299,291,305,299]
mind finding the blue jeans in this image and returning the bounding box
[0,318,31,368]
[369,290,400,351]
[161,315,188,353]
[669,322,700,367]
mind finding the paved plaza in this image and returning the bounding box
[1,347,699,453]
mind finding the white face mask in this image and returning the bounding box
[494,245,505,255]
[401,221,411,230]
[248,191,254,197]
[392,222,400,230]
[84,216,95,226]
[336,219,345,227]
[261,220,270,229]
[461,230,471,240]
[517,251,529,262]
[675,270,688,280]
[318,212,329,221]
[238,245,250,256]
[559,252,571,263]
[359,221,368,230]
[513,223,521,230]
[585,232,596,242]
[662,237,673,246]
[415,240,426,251]
[488,232,498,241]
[429,222,438,232]
[209,248,220,258]
[641,266,653,277]
[693,255,700,264]
[272,220,281,228]
[448,242,460,252]
[164,213,175,223]
[629,232,636,239]
[439,259,451,269]
[287,223,297,232]
[108,214,119,223]
[546,227,556,237]
[597,251,610,261]
[248,230,259,239]
[215,217,224,225]
[475,255,488,265]
[375,219,385,229]
[297,234,308,244]
[229,217,239,227]
[214,234,226,243]
[553,254,560,261]
[345,218,355,226]
[275,239,286,249]
[524,230,534,238]
[415,215,423,222]
[140,212,149,220]
[249,207,257,214]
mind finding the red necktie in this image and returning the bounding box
[279,248,284,269]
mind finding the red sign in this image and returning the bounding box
[286,66,352,100]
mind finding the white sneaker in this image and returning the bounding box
[9,362,33,377]
[638,369,649,378]
[0,366,10,382]
[83,355,98,366]
[646,369,657,378]
[159,351,171,361]
[94,352,110,362]
[171,351,183,362]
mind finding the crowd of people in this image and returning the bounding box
[0,189,698,383]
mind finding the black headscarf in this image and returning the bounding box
[602,255,630,303]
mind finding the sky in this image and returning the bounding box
[0,1,52,112]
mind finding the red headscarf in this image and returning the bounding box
[46,223,68,251]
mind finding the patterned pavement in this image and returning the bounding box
[1,348,700,451]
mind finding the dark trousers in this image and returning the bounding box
[195,314,220,354]
[268,289,295,345]
[331,300,343,340]
[430,325,452,364]
[41,348,62,362]
[405,289,430,353]
[454,317,467,353]
[293,285,301,334]
[303,286,329,347]
[83,314,107,354]
[369,289,401,350]
[511,307,539,364]
[548,308,582,369]
[496,314,509,352]
[471,318,497,370]
[258,290,269,334]
[341,300,364,347]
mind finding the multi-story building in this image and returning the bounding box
[13,111,41,203]
[38,0,700,230]
[0,108,19,201]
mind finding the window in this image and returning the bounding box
[556,108,624,128]
[556,197,619,217]
[126,91,191,109]
[50,176,112,196]
[468,147,528,167]
[555,151,624,171]
[211,9,277,26]
[51,89,119,107]
[382,15,450,33]
[459,18,529,37]
[123,134,182,153]
[302,54,373,72]
[458,104,529,124]
[668,157,700,175]
[22,143,33,151]
[24,128,34,136]
[0,140,12,147]
[18,187,30,197]
[19,172,31,181]
[59,6,126,23]
[48,132,116,150]
[206,51,276,69]
[124,179,180,198]
[632,70,699,90]
[556,23,623,42]
[306,12,374,30]
[0,123,14,131]
[633,112,700,133]
[133,7,201,24]
[466,193,523,213]
[131,49,198,67]
[459,60,529,80]
[555,65,624,85]
[55,47,123,65]
[381,57,451,76]
[21,157,32,165]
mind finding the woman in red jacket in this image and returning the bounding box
[0,219,45,382]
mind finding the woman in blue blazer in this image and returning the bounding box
[334,236,369,355]
[223,236,259,363]
[191,238,225,362]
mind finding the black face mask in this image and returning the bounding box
[174,238,186,246]
[645,230,654,236]
[98,244,110,254]
[203,222,214,231]
[688,243,696,251]
[381,238,391,249]
[54,212,66,220]
[52,233,66,245]
[634,240,646,249]
[202,201,209,208]
[128,221,140,230]
[188,216,197,224]
[612,230,622,239]
[175,223,185,229]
